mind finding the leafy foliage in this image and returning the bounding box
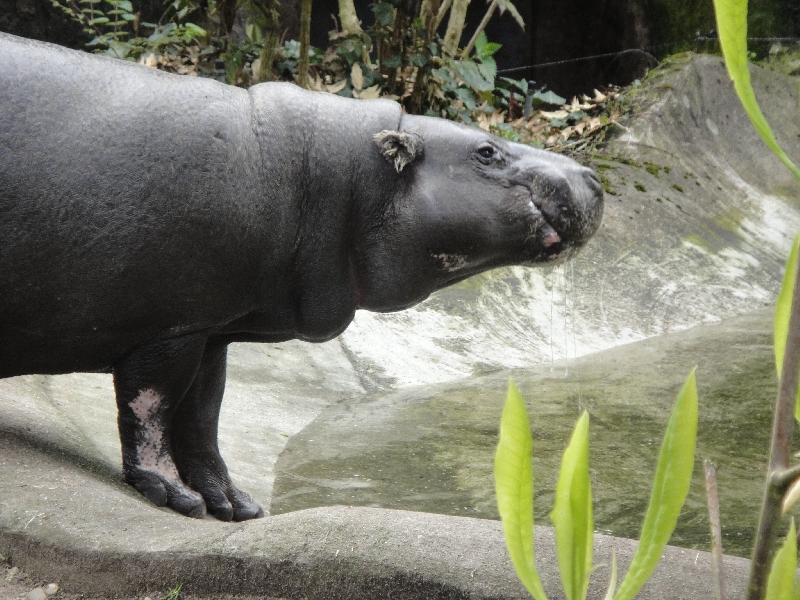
[764,519,798,600]
[50,0,629,152]
[494,381,547,600]
[612,369,698,600]
[550,411,592,600]
[494,372,697,600]
[713,0,800,180]
[774,232,800,421]
[49,0,207,59]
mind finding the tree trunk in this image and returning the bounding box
[298,0,311,88]
[250,0,281,82]
[218,0,238,34]
[337,0,363,34]
[442,0,469,55]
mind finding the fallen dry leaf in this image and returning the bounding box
[351,63,364,91]
[325,79,347,94]
[564,97,592,111]
[251,58,262,81]
[586,117,602,132]
[140,53,158,68]
[540,110,569,119]
[354,84,381,99]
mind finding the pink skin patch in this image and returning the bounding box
[543,231,561,247]
[433,253,467,272]
[128,389,188,490]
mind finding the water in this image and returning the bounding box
[271,308,781,558]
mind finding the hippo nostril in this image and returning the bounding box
[582,169,603,192]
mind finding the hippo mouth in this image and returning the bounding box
[523,166,604,264]
[522,192,573,264]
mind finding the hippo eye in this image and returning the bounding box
[475,144,500,164]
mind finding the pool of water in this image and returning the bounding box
[271,308,784,558]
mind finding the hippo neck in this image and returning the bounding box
[248,83,402,341]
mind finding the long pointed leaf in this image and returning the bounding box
[495,380,548,600]
[550,411,593,600]
[765,518,797,600]
[496,0,525,29]
[613,369,699,600]
[713,0,800,181]
[774,232,800,420]
[603,549,618,600]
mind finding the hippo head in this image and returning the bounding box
[355,115,604,312]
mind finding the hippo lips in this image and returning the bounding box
[523,193,571,263]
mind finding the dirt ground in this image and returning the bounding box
[0,563,287,600]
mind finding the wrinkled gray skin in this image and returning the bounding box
[0,32,603,521]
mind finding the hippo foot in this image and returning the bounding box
[175,454,265,522]
[125,467,207,519]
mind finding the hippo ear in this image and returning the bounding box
[373,130,423,173]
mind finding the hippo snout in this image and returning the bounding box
[529,163,604,259]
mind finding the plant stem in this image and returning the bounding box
[409,0,439,114]
[746,259,800,600]
[433,0,452,30]
[297,0,311,88]
[442,0,469,55]
[386,0,412,96]
[460,0,497,58]
[704,460,726,600]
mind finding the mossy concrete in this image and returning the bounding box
[271,309,778,558]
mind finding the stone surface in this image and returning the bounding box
[25,588,46,600]
[1,53,798,598]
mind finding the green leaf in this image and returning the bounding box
[408,54,427,68]
[603,549,618,600]
[477,56,497,86]
[713,0,800,181]
[87,16,110,24]
[765,519,797,600]
[371,1,395,27]
[613,368,698,600]
[500,76,528,94]
[456,60,494,92]
[775,232,800,419]
[183,22,207,38]
[533,90,566,106]
[494,380,548,600]
[497,0,525,29]
[382,54,401,69]
[550,411,593,600]
[474,31,488,54]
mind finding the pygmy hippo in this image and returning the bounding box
[0,32,603,521]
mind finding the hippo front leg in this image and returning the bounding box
[171,342,264,522]
[114,333,209,518]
